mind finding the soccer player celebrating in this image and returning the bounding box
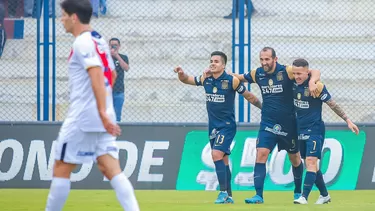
[45,1,139,210]
[292,58,359,204]
[233,47,321,204]
[174,51,262,204]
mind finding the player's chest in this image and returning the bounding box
[204,79,232,95]
[293,85,311,101]
[257,72,289,95]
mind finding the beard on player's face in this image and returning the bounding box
[262,62,274,73]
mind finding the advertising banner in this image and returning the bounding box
[177,130,366,191]
[0,124,184,189]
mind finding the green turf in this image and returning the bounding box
[1,189,375,211]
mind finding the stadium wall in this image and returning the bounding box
[0,122,374,190]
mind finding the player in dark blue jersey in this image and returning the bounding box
[233,47,322,204]
[291,58,359,205]
[174,51,262,204]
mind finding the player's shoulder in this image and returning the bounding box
[284,64,292,72]
[276,63,290,73]
[230,73,239,82]
[73,32,95,50]
[251,67,262,76]
[316,81,325,91]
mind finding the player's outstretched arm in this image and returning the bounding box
[174,66,198,85]
[88,66,121,136]
[231,73,247,82]
[232,76,262,109]
[242,90,262,110]
[325,99,359,135]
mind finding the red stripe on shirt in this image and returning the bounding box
[92,40,113,87]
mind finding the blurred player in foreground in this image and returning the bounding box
[174,51,262,204]
[292,58,359,204]
[232,47,321,204]
[45,1,139,210]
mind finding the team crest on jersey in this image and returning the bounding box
[273,124,282,132]
[277,72,283,81]
[268,79,274,86]
[221,80,229,89]
[297,93,301,100]
[304,87,310,96]
[213,87,218,93]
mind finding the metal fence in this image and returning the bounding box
[1,0,374,123]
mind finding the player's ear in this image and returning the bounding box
[72,13,78,24]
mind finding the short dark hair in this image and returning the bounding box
[261,47,276,58]
[211,51,227,65]
[293,58,309,68]
[60,0,92,24]
[109,38,121,45]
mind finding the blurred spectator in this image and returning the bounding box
[223,0,256,19]
[90,0,98,17]
[100,0,107,15]
[8,0,19,18]
[110,38,129,122]
[0,2,6,58]
[24,0,52,18]
[0,0,24,18]
[91,0,107,18]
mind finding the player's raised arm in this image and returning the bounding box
[174,65,202,86]
[232,76,262,110]
[308,69,321,98]
[317,82,359,135]
[232,69,257,84]
[231,73,246,82]
[288,63,321,98]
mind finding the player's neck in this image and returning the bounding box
[212,70,225,79]
[72,24,92,37]
[266,68,276,75]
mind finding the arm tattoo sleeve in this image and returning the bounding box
[243,92,262,110]
[326,99,348,121]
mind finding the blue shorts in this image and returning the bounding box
[209,127,236,155]
[257,121,299,154]
[299,134,324,159]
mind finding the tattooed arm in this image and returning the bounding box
[325,99,348,121]
[242,90,262,110]
[232,76,262,110]
[325,99,359,134]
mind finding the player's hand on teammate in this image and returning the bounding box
[346,119,360,135]
[308,81,320,98]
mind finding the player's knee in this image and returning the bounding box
[53,160,76,178]
[211,149,225,161]
[222,155,229,165]
[305,157,318,172]
[97,154,122,180]
[288,152,302,166]
[256,148,270,163]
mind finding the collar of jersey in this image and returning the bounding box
[210,71,227,80]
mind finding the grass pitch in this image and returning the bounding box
[1,189,375,211]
